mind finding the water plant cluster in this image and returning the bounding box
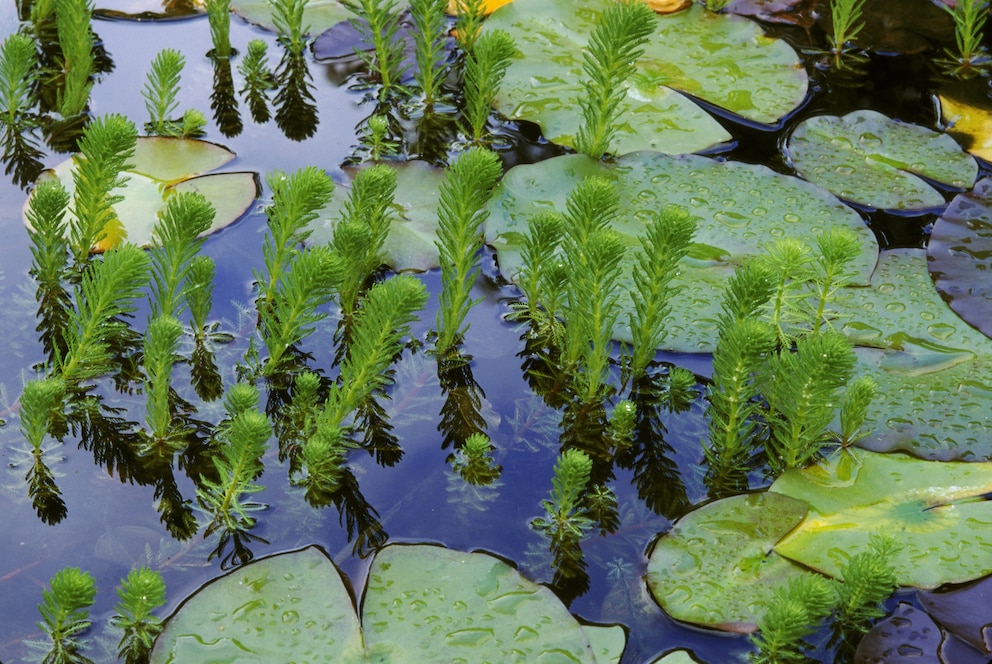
[3,0,992,662]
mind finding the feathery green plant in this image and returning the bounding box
[54,0,94,118]
[1,33,38,130]
[109,567,166,664]
[531,448,594,541]
[238,39,274,123]
[330,163,397,321]
[453,0,486,52]
[19,377,68,524]
[809,227,861,335]
[702,0,731,10]
[827,0,867,61]
[758,238,814,346]
[511,209,566,340]
[628,204,695,381]
[278,370,323,466]
[198,386,272,538]
[434,147,502,354]
[608,399,636,450]
[141,315,184,452]
[461,29,515,145]
[574,0,655,159]
[451,432,502,485]
[149,191,215,319]
[358,113,400,161]
[760,329,856,472]
[410,0,449,107]
[749,574,835,664]
[206,0,233,58]
[342,0,408,97]
[271,0,309,52]
[941,0,991,77]
[141,49,203,137]
[834,375,877,447]
[27,178,73,360]
[35,567,97,664]
[833,534,901,634]
[257,166,335,309]
[67,113,138,262]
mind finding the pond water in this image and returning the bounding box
[1,1,991,663]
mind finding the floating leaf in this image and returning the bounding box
[645,492,810,633]
[483,0,807,155]
[786,110,977,211]
[852,603,944,663]
[939,83,992,162]
[23,137,258,251]
[231,0,409,36]
[771,448,992,589]
[918,575,992,655]
[486,151,877,352]
[647,650,704,664]
[150,546,365,663]
[306,160,445,272]
[927,178,992,341]
[445,0,513,15]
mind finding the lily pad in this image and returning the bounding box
[939,83,992,163]
[150,546,365,663]
[307,160,445,272]
[770,448,992,589]
[918,575,992,655]
[785,110,978,211]
[151,544,624,663]
[231,0,408,36]
[483,0,807,155]
[852,603,944,663]
[24,137,258,251]
[486,151,877,352]
[927,178,992,341]
[645,492,810,633]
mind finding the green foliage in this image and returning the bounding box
[451,432,502,485]
[749,574,835,664]
[941,0,990,77]
[358,113,399,161]
[238,39,274,123]
[833,534,901,634]
[453,0,486,52]
[608,399,636,449]
[828,0,867,57]
[409,0,448,107]
[206,0,233,58]
[511,210,565,339]
[67,113,138,261]
[142,49,185,137]
[342,0,408,97]
[0,32,38,129]
[109,567,166,664]
[834,375,877,446]
[532,448,594,540]
[331,163,397,320]
[628,204,695,380]
[760,330,856,472]
[54,0,94,118]
[434,147,502,354]
[703,0,731,10]
[27,178,73,359]
[19,377,68,524]
[149,191,215,319]
[757,238,814,346]
[809,227,861,334]
[142,315,184,449]
[574,0,655,159]
[185,255,216,335]
[271,0,309,52]
[461,29,516,145]
[36,567,97,664]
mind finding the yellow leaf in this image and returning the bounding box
[939,91,992,162]
[643,0,692,13]
[446,0,514,16]
[93,215,128,252]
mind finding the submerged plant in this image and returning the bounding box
[343,0,408,97]
[940,0,991,77]
[434,147,502,355]
[574,0,656,159]
[109,567,166,664]
[34,567,97,664]
[450,432,501,485]
[19,376,68,524]
[749,574,835,664]
[26,178,73,360]
[460,29,515,145]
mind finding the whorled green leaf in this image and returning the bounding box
[645,492,810,633]
[836,249,992,461]
[363,543,615,662]
[786,110,978,211]
[23,137,258,250]
[232,0,408,37]
[771,448,992,589]
[486,152,877,352]
[307,161,445,272]
[918,575,992,655]
[483,0,807,155]
[928,177,992,341]
[150,546,366,663]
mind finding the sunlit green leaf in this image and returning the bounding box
[483,0,807,155]
[771,448,992,589]
[786,110,977,211]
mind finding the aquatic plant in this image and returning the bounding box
[34,566,97,664]
[141,315,185,453]
[141,49,184,136]
[409,0,449,107]
[940,0,991,78]
[238,39,274,123]
[460,29,515,145]
[342,0,407,97]
[26,178,72,359]
[451,431,501,485]
[511,210,566,341]
[452,0,487,52]
[833,375,877,447]
[808,227,862,335]
[574,0,655,159]
[206,0,233,58]
[356,113,399,161]
[18,376,68,524]
[148,191,215,319]
[749,574,835,664]
[434,147,502,355]
[832,534,901,634]
[702,0,731,10]
[54,0,94,118]
[270,0,309,52]
[757,238,814,346]
[827,0,867,63]
[0,33,37,130]
[109,568,166,664]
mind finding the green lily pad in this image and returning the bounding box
[483,0,807,155]
[152,544,624,663]
[786,110,978,211]
[645,492,810,633]
[486,151,877,352]
[307,160,445,272]
[927,178,992,341]
[150,546,366,663]
[771,448,992,589]
[24,137,258,251]
[232,0,408,36]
